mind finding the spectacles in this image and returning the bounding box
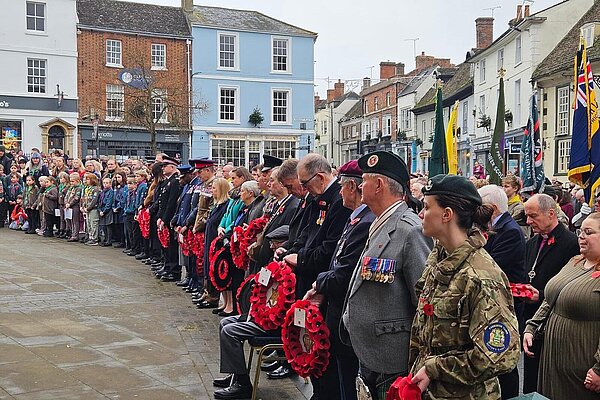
[577,228,598,237]
[300,172,320,187]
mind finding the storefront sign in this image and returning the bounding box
[509,142,521,154]
[164,134,180,142]
[0,101,10,108]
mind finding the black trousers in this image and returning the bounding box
[523,354,540,394]
[25,208,39,232]
[131,220,142,253]
[44,212,57,235]
[162,227,180,275]
[124,215,134,249]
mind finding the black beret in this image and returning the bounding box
[265,225,289,241]
[422,174,482,206]
[261,155,283,172]
[357,151,410,185]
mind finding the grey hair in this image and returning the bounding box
[270,167,280,181]
[340,176,363,192]
[533,193,558,214]
[478,185,508,214]
[278,159,299,181]
[298,153,332,176]
[241,180,261,197]
[364,173,404,197]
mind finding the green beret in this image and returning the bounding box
[422,174,482,206]
[357,151,410,185]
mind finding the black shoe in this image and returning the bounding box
[196,300,218,309]
[176,278,190,287]
[212,307,225,315]
[135,253,148,260]
[113,243,125,248]
[144,259,156,265]
[260,361,280,372]
[100,242,111,247]
[151,265,163,272]
[214,382,252,400]
[212,374,234,388]
[127,251,137,256]
[266,365,294,380]
[218,310,236,317]
[160,274,181,282]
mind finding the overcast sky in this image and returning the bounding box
[125,0,559,96]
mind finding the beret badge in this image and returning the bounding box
[367,155,379,168]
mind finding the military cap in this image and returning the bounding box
[177,164,194,174]
[189,158,215,169]
[261,154,283,172]
[265,225,289,242]
[358,151,409,185]
[161,154,180,167]
[422,174,482,206]
[338,160,362,178]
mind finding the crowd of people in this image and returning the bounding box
[2,142,600,400]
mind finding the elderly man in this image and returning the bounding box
[478,184,526,399]
[342,151,431,399]
[522,193,579,394]
[305,160,375,400]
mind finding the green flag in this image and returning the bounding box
[488,76,506,185]
[429,87,447,176]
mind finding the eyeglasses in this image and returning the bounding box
[300,172,320,187]
[577,228,598,237]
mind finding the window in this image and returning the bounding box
[557,86,570,136]
[106,39,122,67]
[362,121,370,140]
[26,2,45,32]
[421,119,426,135]
[479,59,486,82]
[497,48,504,70]
[106,84,124,121]
[430,117,435,133]
[557,139,571,174]
[514,79,521,126]
[582,23,595,48]
[399,108,411,132]
[27,58,46,93]
[352,125,357,138]
[264,140,296,159]
[211,139,245,166]
[371,119,379,136]
[0,121,23,151]
[218,86,238,123]
[364,100,368,114]
[272,37,290,72]
[374,97,379,111]
[386,92,391,107]
[218,33,238,69]
[272,89,290,123]
[479,95,486,116]
[462,100,469,134]
[384,115,392,136]
[151,44,166,69]
[152,90,167,123]
[321,120,328,136]
[515,35,522,64]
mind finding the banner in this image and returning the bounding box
[487,76,505,185]
[520,92,545,193]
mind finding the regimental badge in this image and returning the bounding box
[425,179,433,190]
[483,322,510,354]
[367,155,378,168]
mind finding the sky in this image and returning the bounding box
[124,0,559,96]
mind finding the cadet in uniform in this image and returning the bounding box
[410,174,520,399]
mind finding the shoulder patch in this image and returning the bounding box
[483,322,510,354]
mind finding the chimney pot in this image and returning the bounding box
[524,5,530,17]
[516,5,523,21]
[363,77,371,89]
[181,0,193,13]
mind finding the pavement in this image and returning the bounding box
[0,229,311,400]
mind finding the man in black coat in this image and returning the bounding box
[155,155,183,281]
[283,154,352,398]
[305,160,375,400]
[522,193,579,394]
[479,185,526,399]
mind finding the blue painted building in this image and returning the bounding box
[188,6,317,166]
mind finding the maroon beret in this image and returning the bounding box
[338,160,362,178]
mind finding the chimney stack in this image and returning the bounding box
[363,77,371,89]
[516,5,523,22]
[334,79,345,99]
[327,89,335,103]
[380,61,396,80]
[475,17,494,49]
[181,0,193,13]
[395,62,405,76]
[524,5,530,17]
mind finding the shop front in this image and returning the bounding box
[79,124,190,162]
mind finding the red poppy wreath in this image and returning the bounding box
[249,261,296,330]
[138,208,150,239]
[236,273,256,315]
[281,300,331,378]
[231,216,269,270]
[208,237,232,291]
[179,231,191,256]
[157,225,170,248]
[230,225,245,268]
[188,231,205,274]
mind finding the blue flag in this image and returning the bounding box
[520,93,545,193]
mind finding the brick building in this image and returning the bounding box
[76,0,192,160]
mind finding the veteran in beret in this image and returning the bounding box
[341,151,432,399]
[408,174,520,399]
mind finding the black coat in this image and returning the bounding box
[283,194,313,249]
[156,174,181,224]
[203,201,229,271]
[291,181,352,297]
[523,222,579,322]
[484,212,527,284]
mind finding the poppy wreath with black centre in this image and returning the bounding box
[236,273,256,315]
[281,299,331,378]
[208,237,233,291]
[157,225,170,248]
[138,208,151,239]
[249,261,296,330]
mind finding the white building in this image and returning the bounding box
[0,0,78,156]
[469,0,592,176]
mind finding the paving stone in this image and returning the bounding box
[0,360,84,395]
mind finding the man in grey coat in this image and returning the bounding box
[341,151,432,400]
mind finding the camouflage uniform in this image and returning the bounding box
[191,176,215,232]
[409,230,520,400]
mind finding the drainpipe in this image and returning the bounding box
[186,38,192,158]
